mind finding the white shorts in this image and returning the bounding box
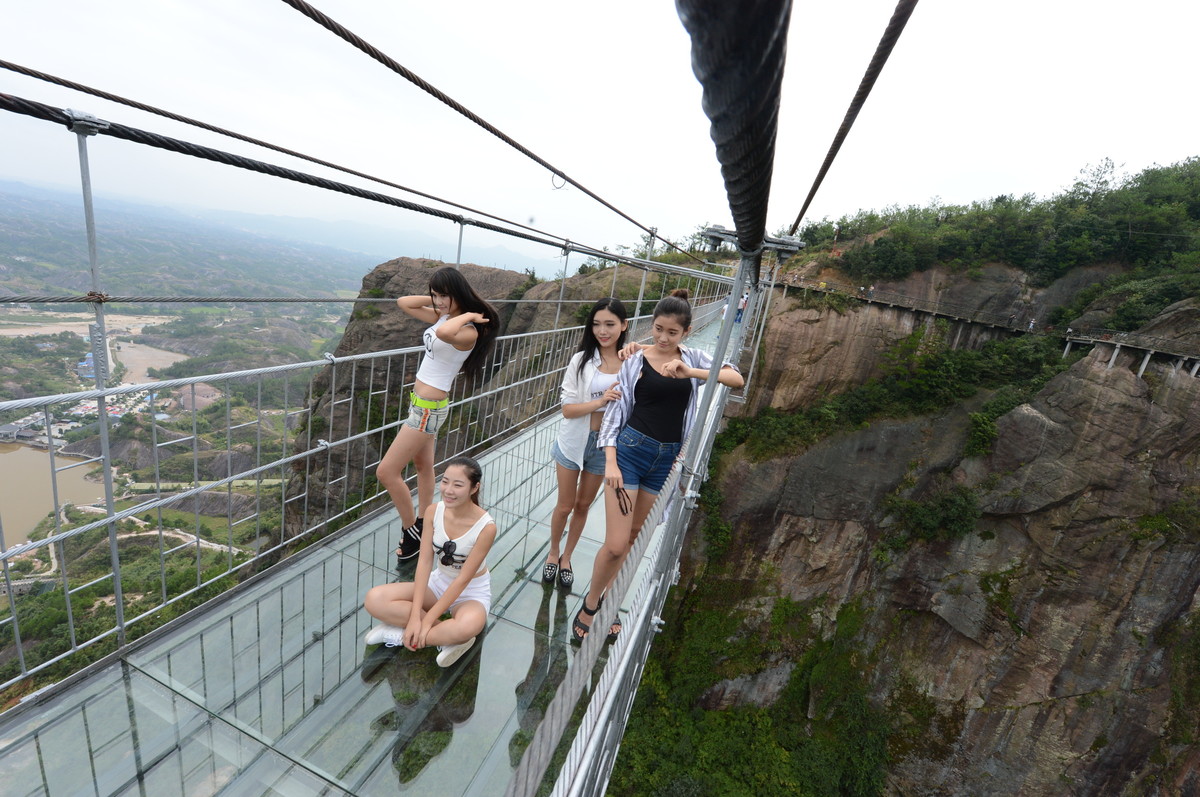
[428,567,492,616]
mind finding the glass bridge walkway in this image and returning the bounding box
[0,319,730,796]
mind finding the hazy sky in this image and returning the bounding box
[1,0,1197,269]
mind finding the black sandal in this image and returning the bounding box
[557,565,574,591]
[607,617,622,645]
[542,561,559,584]
[570,596,603,645]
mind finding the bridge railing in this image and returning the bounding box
[0,298,726,697]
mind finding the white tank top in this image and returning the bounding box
[588,369,619,407]
[415,315,473,392]
[431,501,494,577]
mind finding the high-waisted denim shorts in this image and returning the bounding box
[615,426,681,495]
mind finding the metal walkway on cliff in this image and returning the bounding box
[0,1,934,794]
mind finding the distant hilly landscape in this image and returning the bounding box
[0,181,561,302]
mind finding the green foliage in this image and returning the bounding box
[614,580,890,796]
[979,567,1024,635]
[0,332,88,419]
[797,158,1200,287]
[881,483,981,549]
[1157,612,1200,746]
[736,333,1065,462]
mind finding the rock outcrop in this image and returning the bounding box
[743,262,1117,416]
[692,285,1200,794]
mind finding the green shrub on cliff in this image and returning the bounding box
[797,158,1200,287]
[732,333,1064,462]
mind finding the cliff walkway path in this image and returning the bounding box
[784,275,1200,377]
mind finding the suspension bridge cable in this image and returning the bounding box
[678,0,794,267]
[786,0,920,235]
[0,92,728,285]
[0,295,607,305]
[0,58,561,244]
[1,90,733,287]
[277,0,705,267]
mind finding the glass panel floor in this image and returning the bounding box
[0,317,731,796]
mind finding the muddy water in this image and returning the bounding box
[115,341,189,384]
[0,443,103,546]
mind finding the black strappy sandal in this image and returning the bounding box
[570,596,603,645]
[542,561,559,584]
[607,617,622,645]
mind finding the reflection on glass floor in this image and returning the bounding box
[0,318,731,796]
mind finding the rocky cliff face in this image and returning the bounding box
[690,287,1200,794]
[743,262,1118,416]
[279,258,532,543]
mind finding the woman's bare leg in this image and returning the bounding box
[547,463,580,565]
[376,425,431,528]
[560,470,604,571]
[424,601,487,647]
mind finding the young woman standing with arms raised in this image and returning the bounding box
[542,297,629,591]
[378,267,499,566]
[573,289,743,642]
[364,455,495,667]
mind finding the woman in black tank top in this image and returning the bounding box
[572,290,743,644]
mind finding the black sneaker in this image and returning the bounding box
[395,519,423,565]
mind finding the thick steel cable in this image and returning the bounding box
[0,295,601,305]
[0,91,590,249]
[0,58,558,243]
[677,0,793,265]
[786,0,920,234]
[1,93,732,288]
[277,0,704,267]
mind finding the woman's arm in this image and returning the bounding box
[396,295,440,325]
[679,364,744,388]
[562,389,620,419]
[664,348,744,388]
[435,312,486,351]
[419,523,496,624]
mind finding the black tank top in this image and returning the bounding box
[628,356,692,443]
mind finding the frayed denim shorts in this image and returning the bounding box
[403,393,449,435]
[550,429,606,476]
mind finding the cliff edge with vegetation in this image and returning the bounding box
[614,158,1200,796]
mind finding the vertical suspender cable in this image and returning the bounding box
[786,0,920,234]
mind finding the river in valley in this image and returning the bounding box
[0,443,104,547]
[1,313,193,546]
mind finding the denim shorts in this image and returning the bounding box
[615,427,681,495]
[403,398,449,435]
[551,429,606,476]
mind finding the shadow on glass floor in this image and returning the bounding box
[0,418,608,796]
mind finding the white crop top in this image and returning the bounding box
[588,369,620,406]
[431,501,494,578]
[415,315,473,392]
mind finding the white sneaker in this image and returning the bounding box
[435,637,476,667]
[364,624,405,647]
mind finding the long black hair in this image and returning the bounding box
[428,267,500,379]
[443,454,483,505]
[575,297,629,378]
[653,288,692,329]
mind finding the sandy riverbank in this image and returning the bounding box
[0,310,179,338]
